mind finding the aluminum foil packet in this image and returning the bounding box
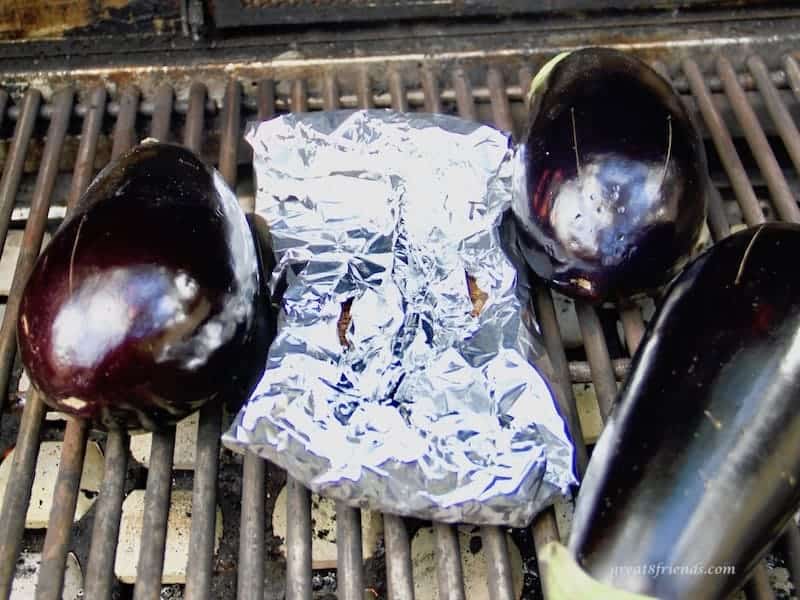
[223,110,576,526]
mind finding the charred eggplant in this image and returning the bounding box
[512,48,708,302]
[567,223,800,598]
[17,142,270,430]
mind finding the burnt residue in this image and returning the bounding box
[337,298,354,349]
[0,0,181,41]
[68,0,182,37]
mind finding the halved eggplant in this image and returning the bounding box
[567,223,800,598]
[17,142,271,431]
[512,47,708,302]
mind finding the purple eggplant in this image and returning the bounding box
[17,142,271,431]
[512,48,708,302]
[566,223,800,598]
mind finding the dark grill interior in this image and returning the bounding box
[0,18,798,599]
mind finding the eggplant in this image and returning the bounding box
[512,48,708,302]
[17,142,271,431]
[560,223,800,598]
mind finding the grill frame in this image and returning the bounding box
[0,19,798,598]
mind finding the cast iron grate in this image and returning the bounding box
[0,50,797,600]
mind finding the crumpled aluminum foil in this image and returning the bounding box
[223,110,576,526]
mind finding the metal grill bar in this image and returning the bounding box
[518,66,533,102]
[220,81,242,185]
[782,55,800,104]
[0,393,47,600]
[258,79,277,124]
[745,564,775,600]
[683,59,765,227]
[292,80,309,113]
[452,67,477,121]
[357,69,373,109]
[0,86,74,600]
[285,477,312,600]
[324,73,340,112]
[434,523,466,600]
[482,525,515,600]
[110,88,140,161]
[533,286,589,473]
[707,184,732,241]
[619,305,646,355]
[185,83,207,156]
[748,56,800,180]
[324,73,340,111]
[421,67,442,114]
[185,79,235,600]
[238,454,267,600]
[569,359,628,383]
[389,70,409,113]
[487,67,514,136]
[184,387,223,598]
[150,86,174,142]
[36,419,90,600]
[84,430,129,599]
[336,502,365,600]
[236,78,274,600]
[383,514,414,600]
[717,56,800,223]
[575,302,617,421]
[150,84,175,143]
[133,428,176,600]
[0,90,41,413]
[0,90,39,257]
[66,86,108,207]
[531,511,560,549]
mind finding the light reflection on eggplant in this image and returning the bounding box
[17,142,271,431]
[568,223,800,599]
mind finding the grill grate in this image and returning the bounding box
[0,48,797,600]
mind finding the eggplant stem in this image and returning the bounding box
[570,107,581,177]
[68,214,88,295]
[735,224,766,285]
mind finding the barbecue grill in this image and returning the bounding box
[0,2,799,599]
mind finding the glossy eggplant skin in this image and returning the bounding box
[17,142,271,431]
[569,223,800,599]
[513,48,708,302]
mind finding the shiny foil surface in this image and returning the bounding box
[224,110,576,526]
